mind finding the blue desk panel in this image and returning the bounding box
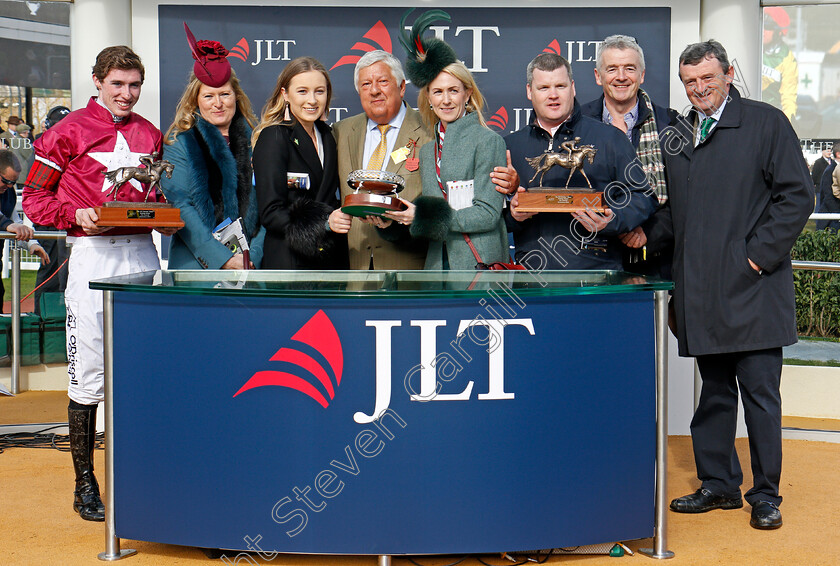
[111,291,655,554]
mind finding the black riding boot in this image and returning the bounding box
[85,402,105,516]
[69,400,105,521]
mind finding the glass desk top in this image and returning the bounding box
[90,270,673,299]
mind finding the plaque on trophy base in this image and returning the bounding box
[516,188,605,213]
[342,193,406,217]
[94,202,185,228]
[520,137,605,214]
[95,153,184,228]
[341,170,407,218]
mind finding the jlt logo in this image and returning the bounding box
[235,313,536,424]
[219,36,296,66]
[251,39,297,66]
[488,107,536,133]
[330,21,391,71]
[421,25,499,73]
[354,318,535,424]
[235,310,343,408]
[486,107,539,134]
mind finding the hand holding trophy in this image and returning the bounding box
[341,169,408,218]
[95,152,185,228]
[515,137,605,213]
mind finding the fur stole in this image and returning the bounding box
[187,113,259,239]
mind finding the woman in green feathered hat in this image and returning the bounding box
[384,9,508,270]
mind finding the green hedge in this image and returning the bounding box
[791,229,840,337]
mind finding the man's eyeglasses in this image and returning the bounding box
[0,175,16,186]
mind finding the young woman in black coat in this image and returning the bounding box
[252,57,348,269]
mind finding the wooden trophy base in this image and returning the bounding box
[516,188,605,213]
[342,193,407,218]
[94,201,185,228]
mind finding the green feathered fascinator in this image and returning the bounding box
[399,8,458,88]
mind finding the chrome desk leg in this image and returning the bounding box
[378,556,391,566]
[11,244,20,394]
[98,290,136,561]
[640,290,675,559]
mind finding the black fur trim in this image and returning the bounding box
[286,198,335,258]
[409,196,452,241]
[228,112,255,235]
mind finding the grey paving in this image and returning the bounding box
[784,339,840,362]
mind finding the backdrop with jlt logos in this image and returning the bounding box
[158,5,671,134]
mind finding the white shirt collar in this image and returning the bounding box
[699,95,727,122]
[536,117,561,137]
[366,101,407,133]
[694,95,727,146]
[96,97,125,122]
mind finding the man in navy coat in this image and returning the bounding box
[815,142,840,231]
[581,34,675,276]
[630,40,813,530]
[489,53,656,270]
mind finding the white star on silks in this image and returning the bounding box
[88,131,147,194]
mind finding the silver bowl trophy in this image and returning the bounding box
[341,170,408,217]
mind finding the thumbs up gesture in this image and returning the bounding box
[490,150,520,195]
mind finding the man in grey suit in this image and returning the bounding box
[333,50,432,269]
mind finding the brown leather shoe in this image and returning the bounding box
[750,501,782,529]
[670,488,743,513]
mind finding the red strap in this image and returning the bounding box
[462,233,483,264]
[435,122,445,197]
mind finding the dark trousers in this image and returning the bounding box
[693,347,783,507]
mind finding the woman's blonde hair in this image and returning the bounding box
[417,61,487,130]
[251,56,332,147]
[164,70,257,144]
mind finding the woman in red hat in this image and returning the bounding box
[162,25,265,270]
[251,57,349,269]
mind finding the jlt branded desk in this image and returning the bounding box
[90,270,674,560]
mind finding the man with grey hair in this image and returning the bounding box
[629,40,813,530]
[333,49,432,269]
[582,35,675,275]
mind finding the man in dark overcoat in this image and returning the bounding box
[811,146,832,194]
[629,40,813,530]
[815,142,840,231]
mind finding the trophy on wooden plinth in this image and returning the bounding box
[341,170,408,217]
[95,153,185,228]
[515,137,605,213]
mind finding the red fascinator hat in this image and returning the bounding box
[184,22,232,88]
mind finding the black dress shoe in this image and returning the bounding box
[670,488,743,513]
[750,501,782,529]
